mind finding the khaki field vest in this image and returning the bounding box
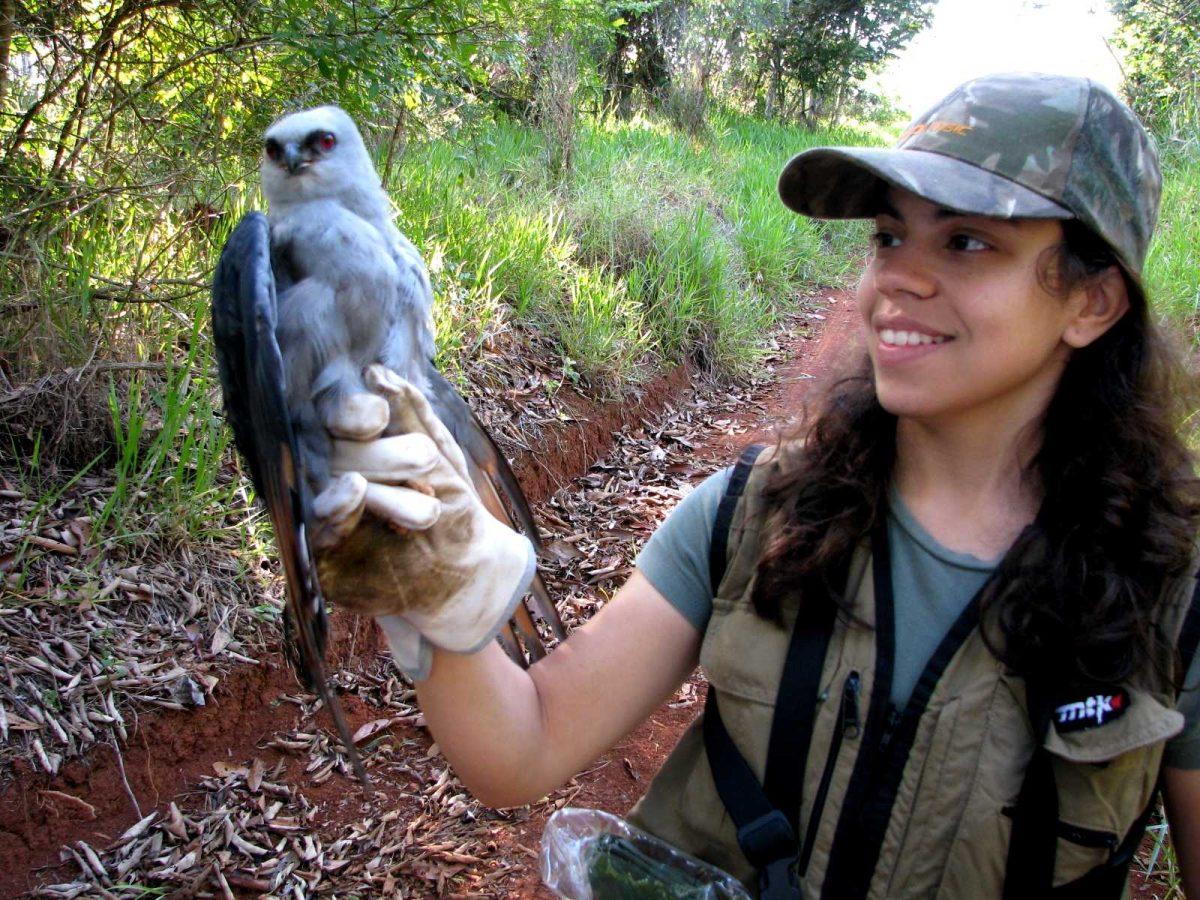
[629,449,1199,899]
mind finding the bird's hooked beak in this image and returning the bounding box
[282,143,309,175]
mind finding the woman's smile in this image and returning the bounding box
[872,314,953,363]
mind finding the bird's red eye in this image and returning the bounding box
[264,139,282,161]
[318,133,336,152]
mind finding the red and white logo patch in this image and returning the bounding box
[1054,689,1130,733]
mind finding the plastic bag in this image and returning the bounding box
[540,807,752,900]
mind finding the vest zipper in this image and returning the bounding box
[877,704,902,756]
[799,671,861,873]
[1056,822,1119,851]
[1001,807,1120,851]
[840,671,862,738]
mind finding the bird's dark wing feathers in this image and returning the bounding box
[212,212,368,783]
[424,368,567,650]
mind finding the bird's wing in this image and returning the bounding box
[211,212,368,783]
[381,223,566,659]
[424,367,567,654]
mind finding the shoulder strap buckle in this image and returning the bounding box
[759,853,803,900]
[737,810,802,898]
[736,809,795,865]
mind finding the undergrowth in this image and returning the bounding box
[1145,145,1200,326]
[401,111,870,387]
[0,109,871,566]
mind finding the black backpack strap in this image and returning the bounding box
[765,588,839,857]
[709,443,768,597]
[1002,683,1059,900]
[704,692,801,899]
[703,597,837,899]
[703,440,837,899]
[1178,574,1200,684]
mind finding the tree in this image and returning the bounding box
[613,0,933,126]
[1111,0,1200,137]
[754,0,933,124]
[602,1,673,118]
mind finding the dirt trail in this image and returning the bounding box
[5,292,863,897]
[500,291,863,896]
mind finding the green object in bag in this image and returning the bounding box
[541,807,750,900]
[588,833,740,900]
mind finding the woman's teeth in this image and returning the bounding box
[879,328,947,347]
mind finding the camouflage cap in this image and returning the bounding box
[778,72,1161,277]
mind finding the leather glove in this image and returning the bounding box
[310,365,536,680]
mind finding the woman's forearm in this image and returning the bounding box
[414,571,702,808]
[416,640,555,807]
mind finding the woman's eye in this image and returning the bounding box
[871,231,900,249]
[949,234,989,251]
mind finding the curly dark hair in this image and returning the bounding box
[750,221,1200,687]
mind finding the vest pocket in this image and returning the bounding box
[994,806,1121,889]
[1043,687,1181,887]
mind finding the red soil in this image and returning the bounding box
[0,338,726,896]
[508,363,694,505]
[0,613,382,895]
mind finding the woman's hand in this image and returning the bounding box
[416,569,702,808]
[1164,766,1200,897]
[311,366,536,679]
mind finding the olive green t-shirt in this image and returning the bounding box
[635,467,1200,769]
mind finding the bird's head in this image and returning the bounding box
[260,106,379,206]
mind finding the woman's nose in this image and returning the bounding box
[874,246,937,301]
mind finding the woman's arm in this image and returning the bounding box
[1163,765,1200,897]
[415,569,702,808]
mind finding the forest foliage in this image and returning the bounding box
[2,0,1199,476]
[1112,0,1200,140]
[0,0,932,375]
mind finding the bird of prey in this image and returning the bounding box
[211,106,564,780]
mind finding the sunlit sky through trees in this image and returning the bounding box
[880,0,1123,116]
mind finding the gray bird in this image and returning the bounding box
[211,106,563,780]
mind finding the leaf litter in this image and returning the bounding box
[10,307,816,896]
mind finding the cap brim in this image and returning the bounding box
[779,147,1072,221]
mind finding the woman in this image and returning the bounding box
[319,72,1200,897]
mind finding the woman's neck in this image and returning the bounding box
[893,408,1043,559]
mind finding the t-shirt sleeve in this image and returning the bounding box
[634,467,734,633]
[1164,648,1200,769]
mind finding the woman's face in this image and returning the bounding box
[856,187,1079,427]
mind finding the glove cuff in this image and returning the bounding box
[404,527,537,655]
[376,614,434,681]
[457,535,537,655]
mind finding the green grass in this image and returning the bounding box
[1,107,874,558]
[1146,146,1200,327]
[392,110,869,383]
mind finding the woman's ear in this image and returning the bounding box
[1063,266,1130,348]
